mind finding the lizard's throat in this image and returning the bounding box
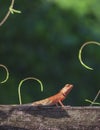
[62,93,66,97]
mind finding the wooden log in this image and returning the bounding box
[0,105,100,130]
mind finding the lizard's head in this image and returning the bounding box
[60,84,73,97]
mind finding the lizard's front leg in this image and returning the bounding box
[58,100,65,107]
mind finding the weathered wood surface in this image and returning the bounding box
[0,105,100,130]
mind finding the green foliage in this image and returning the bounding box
[49,0,100,16]
[0,0,100,105]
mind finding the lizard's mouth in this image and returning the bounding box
[64,84,73,95]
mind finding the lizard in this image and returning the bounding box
[31,84,73,107]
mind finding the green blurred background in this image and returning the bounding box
[0,0,100,105]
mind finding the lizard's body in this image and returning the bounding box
[31,84,73,107]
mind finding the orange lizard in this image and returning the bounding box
[31,84,73,107]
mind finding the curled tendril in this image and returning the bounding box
[0,64,9,84]
[78,41,100,70]
[85,89,100,106]
[85,99,100,105]
[0,0,14,26]
[0,0,21,26]
[18,77,44,105]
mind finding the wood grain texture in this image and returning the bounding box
[0,105,100,130]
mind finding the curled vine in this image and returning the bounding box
[78,41,100,106]
[78,41,100,70]
[0,0,21,26]
[18,77,44,104]
[0,64,9,84]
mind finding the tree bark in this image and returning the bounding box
[0,105,100,130]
